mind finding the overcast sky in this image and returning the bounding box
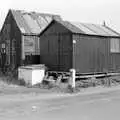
[0,0,120,32]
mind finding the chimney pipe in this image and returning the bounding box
[103,21,106,26]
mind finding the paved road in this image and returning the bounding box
[1,89,120,120]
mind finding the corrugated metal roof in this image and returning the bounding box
[11,9,62,34]
[58,21,120,37]
[57,21,85,34]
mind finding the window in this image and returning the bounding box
[1,43,6,54]
[24,36,35,53]
[110,38,120,53]
[1,43,5,48]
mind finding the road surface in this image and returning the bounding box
[0,88,120,120]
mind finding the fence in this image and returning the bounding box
[46,71,120,88]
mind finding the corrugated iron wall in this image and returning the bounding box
[40,21,72,71]
[40,21,120,73]
[9,10,22,68]
[0,10,22,69]
[0,11,40,70]
[72,34,120,73]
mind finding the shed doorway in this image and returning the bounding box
[25,55,40,65]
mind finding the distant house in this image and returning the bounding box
[0,9,62,70]
[39,20,120,73]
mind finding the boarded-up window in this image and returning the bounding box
[1,43,6,53]
[24,36,35,53]
[23,36,40,55]
[110,38,120,53]
[1,43,5,48]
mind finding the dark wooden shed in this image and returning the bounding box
[39,20,120,73]
[0,9,61,71]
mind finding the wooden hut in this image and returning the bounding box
[0,9,61,71]
[39,20,120,73]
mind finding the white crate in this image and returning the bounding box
[18,65,45,85]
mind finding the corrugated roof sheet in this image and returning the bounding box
[11,9,62,34]
[58,21,120,37]
[58,21,85,34]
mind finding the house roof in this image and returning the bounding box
[11,9,62,35]
[58,20,120,37]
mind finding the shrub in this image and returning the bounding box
[67,84,75,93]
[17,79,26,86]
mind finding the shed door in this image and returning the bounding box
[58,34,72,71]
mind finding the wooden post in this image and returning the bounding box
[69,69,76,88]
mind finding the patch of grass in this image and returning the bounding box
[0,72,120,94]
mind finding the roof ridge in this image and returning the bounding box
[70,21,104,27]
[10,9,60,17]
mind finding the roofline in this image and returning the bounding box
[0,9,38,37]
[0,9,11,36]
[10,9,61,17]
[11,9,62,35]
[39,20,73,36]
[104,25,120,36]
[39,20,55,36]
[39,19,120,38]
[73,33,120,38]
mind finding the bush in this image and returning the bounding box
[67,84,75,93]
[17,79,26,86]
